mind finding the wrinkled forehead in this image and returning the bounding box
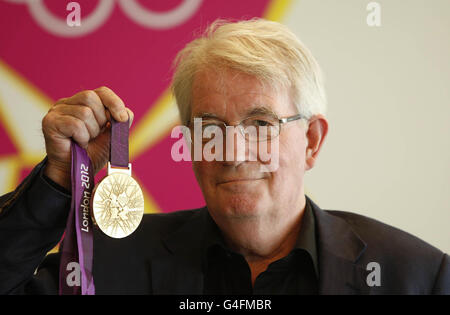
[192,67,276,95]
[191,67,292,119]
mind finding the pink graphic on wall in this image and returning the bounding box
[0,0,286,213]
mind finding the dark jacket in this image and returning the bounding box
[0,160,448,294]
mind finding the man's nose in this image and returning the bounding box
[222,126,255,166]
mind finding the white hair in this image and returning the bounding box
[171,18,327,125]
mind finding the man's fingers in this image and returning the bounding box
[104,107,134,127]
[51,114,91,149]
[62,90,107,127]
[125,108,134,127]
[94,86,128,123]
[54,87,132,128]
[54,97,68,105]
[52,104,101,139]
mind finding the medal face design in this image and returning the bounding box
[92,172,144,238]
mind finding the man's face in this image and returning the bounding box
[190,68,309,223]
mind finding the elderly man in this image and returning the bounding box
[0,19,448,295]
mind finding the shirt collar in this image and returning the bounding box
[294,197,319,276]
[202,196,319,277]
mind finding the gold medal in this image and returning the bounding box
[92,162,144,238]
[91,118,144,238]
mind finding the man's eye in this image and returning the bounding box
[202,124,222,133]
[203,123,220,129]
[253,119,271,127]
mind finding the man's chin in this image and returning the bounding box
[213,195,268,219]
[216,178,266,193]
[204,181,269,217]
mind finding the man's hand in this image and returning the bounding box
[42,87,134,190]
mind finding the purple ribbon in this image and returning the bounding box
[110,118,129,167]
[59,142,95,295]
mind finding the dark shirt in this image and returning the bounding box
[202,199,319,295]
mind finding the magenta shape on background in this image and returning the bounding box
[0,0,271,212]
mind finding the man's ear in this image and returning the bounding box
[305,114,329,171]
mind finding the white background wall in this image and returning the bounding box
[283,0,449,253]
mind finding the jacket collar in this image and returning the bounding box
[308,196,371,294]
[151,209,207,294]
[153,197,370,295]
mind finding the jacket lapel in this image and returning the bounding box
[151,208,207,294]
[309,197,371,294]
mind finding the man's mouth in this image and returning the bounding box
[217,177,266,185]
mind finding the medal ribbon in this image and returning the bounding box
[58,118,128,294]
[59,142,95,295]
[110,118,129,167]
